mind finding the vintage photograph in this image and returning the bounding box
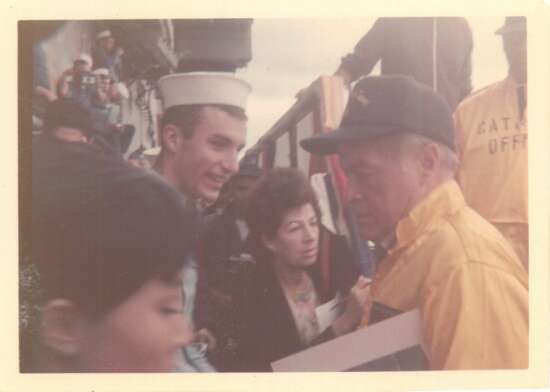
[15,11,540,389]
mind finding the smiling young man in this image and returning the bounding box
[154,74,250,205]
[301,75,528,370]
[153,73,251,371]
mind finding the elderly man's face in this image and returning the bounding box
[339,138,420,242]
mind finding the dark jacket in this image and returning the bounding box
[200,206,251,295]
[234,261,330,372]
[233,235,360,372]
[340,17,473,111]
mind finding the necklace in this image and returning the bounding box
[288,277,315,304]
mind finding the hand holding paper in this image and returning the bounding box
[331,276,372,336]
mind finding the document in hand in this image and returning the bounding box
[271,308,428,371]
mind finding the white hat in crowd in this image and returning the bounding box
[157,72,252,112]
[96,29,112,40]
[92,68,111,77]
[76,53,93,67]
[92,68,111,76]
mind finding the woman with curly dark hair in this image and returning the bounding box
[234,168,370,371]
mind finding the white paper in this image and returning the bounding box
[271,309,424,372]
[315,292,344,332]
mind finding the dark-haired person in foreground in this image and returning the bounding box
[234,168,370,371]
[41,98,94,144]
[301,75,528,369]
[153,73,251,371]
[30,141,197,372]
[40,98,121,156]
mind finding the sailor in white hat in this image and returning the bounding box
[93,29,124,82]
[77,53,93,69]
[96,29,112,40]
[154,72,251,204]
[153,72,251,372]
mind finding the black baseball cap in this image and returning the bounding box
[495,16,526,35]
[300,75,456,155]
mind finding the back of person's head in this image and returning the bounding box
[32,141,198,318]
[245,168,321,261]
[43,98,93,140]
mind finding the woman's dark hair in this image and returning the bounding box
[31,140,198,318]
[245,168,321,262]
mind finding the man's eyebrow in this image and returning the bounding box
[208,134,245,150]
[208,134,232,143]
[340,160,358,173]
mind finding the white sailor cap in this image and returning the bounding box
[92,68,111,77]
[75,53,93,67]
[96,29,112,40]
[157,72,251,112]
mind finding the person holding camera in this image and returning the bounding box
[56,53,96,109]
[88,68,134,153]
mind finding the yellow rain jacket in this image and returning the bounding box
[454,77,528,269]
[364,181,528,370]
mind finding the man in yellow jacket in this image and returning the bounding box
[301,75,528,369]
[454,17,528,270]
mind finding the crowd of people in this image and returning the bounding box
[23,16,528,373]
[33,29,132,153]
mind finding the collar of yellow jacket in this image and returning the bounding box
[391,180,465,254]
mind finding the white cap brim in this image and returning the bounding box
[76,53,92,66]
[96,30,112,39]
[157,72,251,112]
[92,68,110,76]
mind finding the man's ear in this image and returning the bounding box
[418,143,440,179]
[39,299,87,357]
[160,124,183,154]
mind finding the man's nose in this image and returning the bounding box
[221,151,239,175]
[303,224,318,243]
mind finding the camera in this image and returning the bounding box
[81,73,96,85]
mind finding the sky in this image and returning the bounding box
[236,17,510,150]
